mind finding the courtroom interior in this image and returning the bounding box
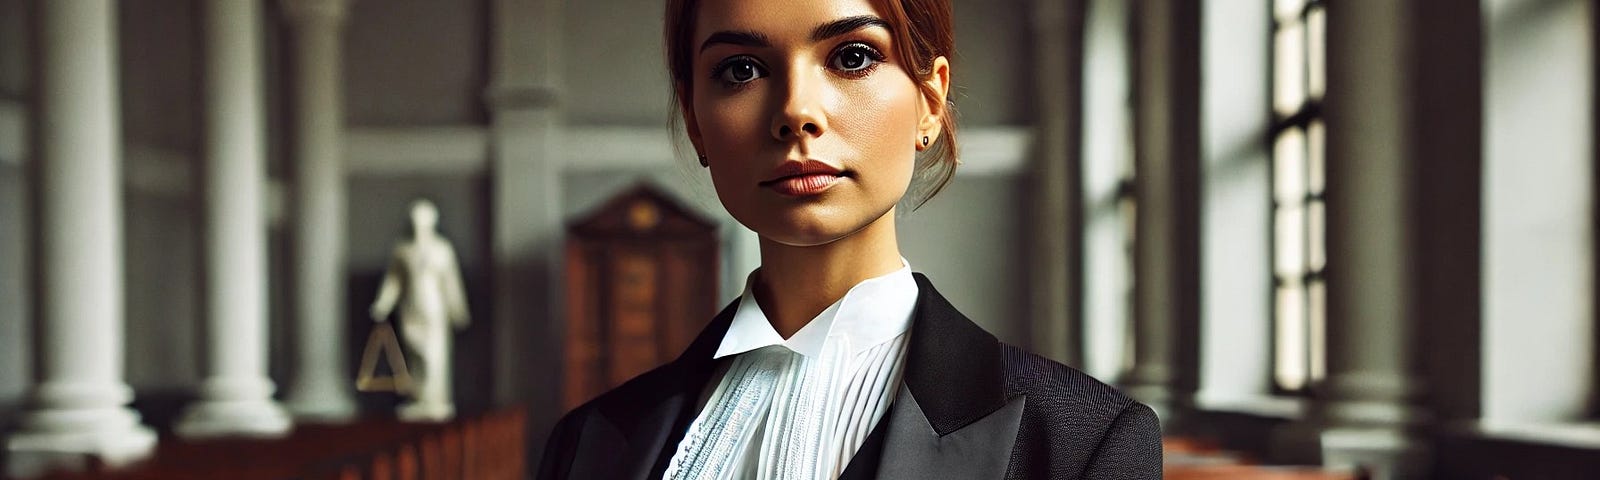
[0,0,1597,479]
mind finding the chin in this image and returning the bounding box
[751,218,854,247]
[740,204,888,248]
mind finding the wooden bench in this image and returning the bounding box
[1163,436,1366,480]
[30,406,527,480]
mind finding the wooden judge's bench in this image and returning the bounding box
[28,406,527,480]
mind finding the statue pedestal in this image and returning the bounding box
[398,401,456,423]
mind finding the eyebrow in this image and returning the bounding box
[810,15,890,42]
[698,15,892,53]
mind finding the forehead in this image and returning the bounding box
[693,0,885,40]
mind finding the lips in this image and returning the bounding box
[760,160,847,197]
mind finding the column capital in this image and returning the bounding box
[280,0,351,26]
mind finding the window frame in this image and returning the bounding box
[1267,0,1328,396]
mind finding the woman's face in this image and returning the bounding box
[684,0,947,247]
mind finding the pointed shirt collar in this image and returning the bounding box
[713,259,918,359]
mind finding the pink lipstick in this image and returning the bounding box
[761,160,846,197]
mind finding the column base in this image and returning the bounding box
[1271,420,1431,480]
[1320,426,1431,480]
[397,401,455,423]
[175,400,293,439]
[6,407,156,478]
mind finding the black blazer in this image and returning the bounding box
[538,273,1163,479]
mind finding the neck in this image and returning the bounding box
[752,208,903,338]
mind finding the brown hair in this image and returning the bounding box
[664,0,959,208]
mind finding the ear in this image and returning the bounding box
[677,86,707,156]
[917,56,952,140]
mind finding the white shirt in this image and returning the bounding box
[662,262,920,480]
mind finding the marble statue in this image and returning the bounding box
[369,199,471,422]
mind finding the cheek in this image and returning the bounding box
[694,92,766,155]
[693,90,767,186]
[833,77,922,187]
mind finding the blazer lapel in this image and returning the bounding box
[841,273,1024,479]
[571,300,738,480]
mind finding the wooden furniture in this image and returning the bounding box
[30,406,527,480]
[1162,436,1368,480]
[563,185,721,411]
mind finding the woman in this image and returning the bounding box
[538,0,1162,478]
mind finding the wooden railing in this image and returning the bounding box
[32,406,527,480]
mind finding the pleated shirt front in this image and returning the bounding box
[661,263,919,480]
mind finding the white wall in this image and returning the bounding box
[1080,0,1134,382]
[1197,0,1274,407]
[1481,0,1597,424]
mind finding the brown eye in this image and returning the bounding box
[838,50,868,69]
[829,44,883,73]
[715,57,766,85]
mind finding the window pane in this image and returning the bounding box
[1307,120,1325,193]
[1276,205,1306,277]
[1308,200,1326,271]
[1309,278,1327,384]
[1307,6,1326,100]
[1274,19,1307,116]
[1275,0,1307,23]
[1275,282,1308,390]
[1274,128,1308,202]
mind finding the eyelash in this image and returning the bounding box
[707,41,890,89]
[831,43,887,78]
[709,55,765,89]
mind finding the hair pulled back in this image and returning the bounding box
[664,0,959,208]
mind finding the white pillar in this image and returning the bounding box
[175,0,293,438]
[5,1,156,476]
[281,0,357,421]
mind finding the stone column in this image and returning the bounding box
[175,0,293,438]
[1025,0,1083,365]
[1276,1,1432,478]
[488,0,563,464]
[1125,0,1202,424]
[281,0,356,421]
[5,1,157,476]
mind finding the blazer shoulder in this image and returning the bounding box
[996,344,1162,478]
[999,344,1142,418]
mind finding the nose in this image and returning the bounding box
[770,70,828,142]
